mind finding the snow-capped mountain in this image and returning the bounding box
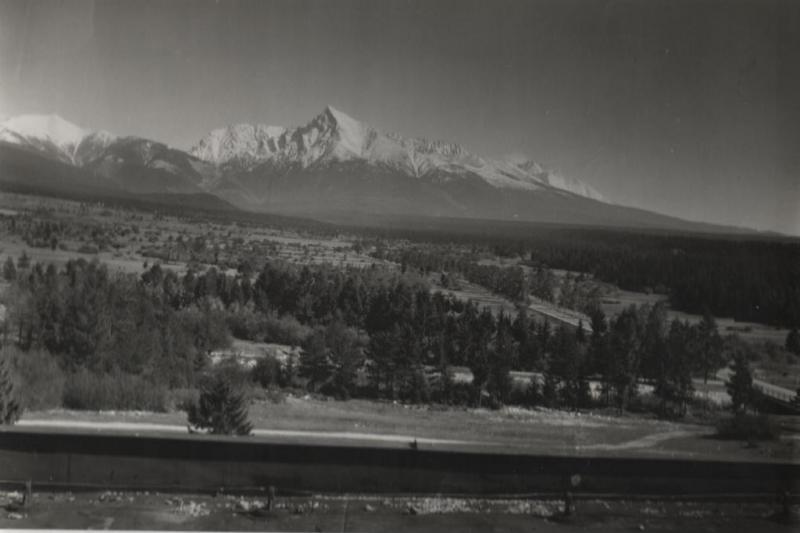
[5,108,731,231]
[0,114,214,195]
[0,114,117,165]
[191,106,604,200]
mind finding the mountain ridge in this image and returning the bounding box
[189,106,605,201]
[0,108,760,235]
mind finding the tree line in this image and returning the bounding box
[2,256,732,417]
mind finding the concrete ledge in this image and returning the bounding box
[0,428,797,495]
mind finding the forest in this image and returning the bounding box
[2,255,736,418]
[6,204,799,329]
[357,223,800,328]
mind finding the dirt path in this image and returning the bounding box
[577,429,712,451]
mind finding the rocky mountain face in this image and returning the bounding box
[190,106,605,201]
[0,114,214,195]
[0,107,728,232]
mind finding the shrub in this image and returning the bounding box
[715,413,781,441]
[63,370,168,411]
[187,374,252,435]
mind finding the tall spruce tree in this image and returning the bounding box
[188,374,252,435]
[786,327,800,356]
[487,311,514,405]
[695,311,724,384]
[606,306,642,411]
[656,320,694,418]
[0,356,22,425]
[2,256,16,282]
[300,328,333,392]
[726,354,754,415]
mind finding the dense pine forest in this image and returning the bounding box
[2,256,737,418]
[356,222,800,328]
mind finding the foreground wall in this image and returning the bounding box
[0,429,797,496]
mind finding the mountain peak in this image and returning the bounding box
[322,105,355,124]
[188,108,604,201]
[1,113,87,146]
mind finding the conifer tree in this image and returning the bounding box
[695,311,724,383]
[299,328,332,392]
[0,357,22,425]
[487,311,513,405]
[2,256,16,282]
[726,354,754,415]
[786,327,800,356]
[188,374,252,435]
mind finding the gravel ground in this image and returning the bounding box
[0,489,797,532]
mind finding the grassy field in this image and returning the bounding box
[0,192,383,277]
[20,396,798,463]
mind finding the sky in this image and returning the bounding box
[0,0,798,234]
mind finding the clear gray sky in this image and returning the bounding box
[1,0,798,234]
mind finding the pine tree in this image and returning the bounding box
[606,306,642,411]
[587,306,608,377]
[541,365,560,408]
[17,251,30,270]
[487,311,513,405]
[299,328,332,393]
[655,320,694,418]
[785,327,800,356]
[2,256,16,281]
[575,320,586,345]
[695,311,724,384]
[0,356,22,425]
[188,374,252,435]
[726,354,754,415]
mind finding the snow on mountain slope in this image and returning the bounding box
[191,106,604,200]
[0,108,604,203]
[0,113,211,195]
[502,155,605,201]
[0,114,116,165]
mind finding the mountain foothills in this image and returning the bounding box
[0,108,743,232]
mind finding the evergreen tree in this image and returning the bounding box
[537,319,552,356]
[324,320,364,399]
[695,311,724,383]
[575,320,586,345]
[640,303,668,381]
[786,327,800,356]
[587,306,608,377]
[551,324,589,410]
[541,365,560,408]
[487,311,513,405]
[606,306,642,410]
[2,256,16,281]
[299,328,332,392]
[367,327,399,397]
[655,320,694,418]
[726,354,754,415]
[17,251,30,270]
[187,374,252,436]
[0,356,22,425]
